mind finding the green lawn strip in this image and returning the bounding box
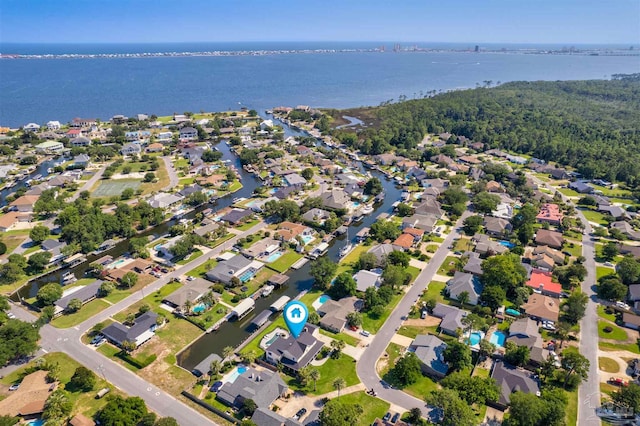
[98,343,138,372]
[565,389,578,426]
[113,281,183,322]
[267,250,303,273]
[598,357,621,373]
[590,184,633,198]
[557,187,581,197]
[186,305,229,330]
[239,316,286,357]
[581,209,609,225]
[407,265,421,282]
[337,391,390,426]
[599,341,640,354]
[598,320,629,340]
[289,354,359,396]
[596,266,615,280]
[361,292,403,333]
[201,392,244,420]
[51,299,111,328]
[600,382,621,396]
[472,366,490,378]
[209,233,234,248]
[339,244,370,266]
[319,329,361,347]
[179,177,196,186]
[187,259,218,278]
[453,237,472,252]
[236,218,260,231]
[150,320,203,355]
[298,290,323,308]
[175,249,204,265]
[422,281,446,304]
[397,325,439,340]
[562,240,583,257]
[437,256,459,276]
[597,305,618,322]
[102,289,131,304]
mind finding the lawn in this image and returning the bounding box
[340,244,370,266]
[175,249,204,265]
[179,177,196,186]
[566,389,578,426]
[113,281,182,322]
[597,305,618,322]
[453,237,473,252]
[289,354,360,395]
[140,161,170,194]
[380,342,439,399]
[338,391,390,426]
[557,187,581,197]
[598,357,621,373]
[267,250,303,273]
[599,341,640,354]
[361,292,403,333]
[437,256,460,276]
[598,320,629,341]
[91,179,141,197]
[581,209,609,225]
[562,240,582,257]
[422,281,446,304]
[187,259,218,278]
[236,218,260,231]
[597,266,615,280]
[239,316,286,357]
[397,325,439,339]
[319,329,361,347]
[0,352,126,417]
[590,184,633,198]
[472,366,490,378]
[51,299,111,328]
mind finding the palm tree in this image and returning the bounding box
[222,346,235,362]
[183,300,193,315]
[330,340,346,359]
[457,291,470,306]
[309,369,320,392]
[333,377,346,398]
[209,360,222,378]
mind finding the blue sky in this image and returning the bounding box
[1,0,639,44]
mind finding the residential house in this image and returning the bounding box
[191,353,223,378]
[409,334,449,378]
[367,243,396,266]
[458,155,481,165]
[628,284,640,307]
[532,245,565,265]
[320,189,351,211]
[157,131,173,143]
[73,154,91,168]
[506,318,551,365]
[276,221,312,243]
[413,198,443,218]
[463,252,484,276]
[219,208,253,225]
[148,192,182,209]
[446,272,483,305]
[569,181,594,194]
[283,173,306,188]
[430,154,453,166]
[120,143,142,156]
[23,123,40,132]
[265,324,324,373]
[403,227,425,242]
[10,195,40,213]
[71,118,97,127]
[205,254,264,285]
[177,184,204,198]
[41,239,67,262]
[623,313,640,330]
[398,159,419,171]
[402,214,438,233]
[46,120,61,130]
[162,278,216,311]
[618,244,640,258]
[251,407,303,426]
[54,280,103,315]
[353,270,382,293]
[598,205,626,220]
[483,217,512,238]
[393,233,415,251]
[70,136,91,147]
[316,296,361,333]
[530,254,555,271]
[534,229,564,249]
[179,127,198,141]
[301,208,331,225]
[273,186,297,200]
[536,204,564,226]
[375,153,398,166]
[486,180,504,193]
[549,169,570,180]
[491,360,540,408]
[242,238,281,259]
[522,293,559,322]
[422,178,448,192]
[146,143,164,153]
[492,202,514,219]
[35,140,64,154]
[431,303,467,336]
[0,212,31,232]
[473,234,509,256]
[193,222,220,238]
[101,311,159,348]
[611,221,640,241]
[216,367,287,409]
[526,270,562,298]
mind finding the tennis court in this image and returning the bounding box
[91,179,141,197]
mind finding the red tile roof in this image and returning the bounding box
[393,233,415,249]
[526,270,562,296]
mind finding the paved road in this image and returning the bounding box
[356,212,470,413]
[162,156,179,191]
[8,221,266,425]
[69,164,107,202]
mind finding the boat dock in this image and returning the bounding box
[290,257,309,270]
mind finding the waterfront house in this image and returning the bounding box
[283,173,307,188]
[179,127,198,141]
[220,208,252,225]
[301,208,331,225]
[431,303,467,336]
[353,269,382,293]
[490,360,540,408]
[317,296,361,333]
[71,118,97,128]
[46,120,61,130]
[522,293,559,322]
[71,136,92,147]
[413,198,443,218]
[320,189,351,211]
[276,221,312,243]
[191,353,223,378]
[101,311,159,348]
[41,239,67,262]
[148,192,182,209]
[375,153,397,166]
[409,334,449,378]
[534,229,564,249]
[162,278,216,311]
[367,243,396,266]
[54,280,103,315]
[402,214,438,233]
[216,367,287,410]
[73,154,91,168]
[23,123,40,132]
[446,272,483,305]
[242,238,280,259]
[10,195,40,213]
[205,254,264,286]
[35,140,64,154]
[265,324,324,373]
[121,142,142,156]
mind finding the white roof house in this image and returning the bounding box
[46,120,61,130]
[24,123,41,132]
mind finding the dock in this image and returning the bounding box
[291,257,309,270]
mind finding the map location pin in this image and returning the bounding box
[283,301,309,339]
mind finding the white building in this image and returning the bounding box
[46,121,61,130]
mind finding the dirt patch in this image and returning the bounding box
[137,338,194,395]
[404,317,441,327]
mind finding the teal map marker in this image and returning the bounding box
[284,301,308,339]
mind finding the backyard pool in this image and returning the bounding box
[319,295,330,304]
[27,420,44,426]
[239,268,257,283]
[464,331,485,348]
[224,364,248,383]
[506,308,521,316]
[489,331,507,348]
[499,240,516,249]
[192,303,207,314]
[266,251,284,263]
[300,235,314,245]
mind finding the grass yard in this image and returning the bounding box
[437,256,460,276]
[380,342,439,399]
[140,161,170,194]
[422,281,446,304]
[566,389,578,426]
[236,218,260,231]
[598,320,629,341]
[397,325,439,339]
[597,305,618,322]
[319,329,361,347]
[361,292,403,333]
[340,244,370,266]
[597,266,615,280]
[557,187,581,197]
[239,316,286,357]
[454,237,473,252]
[338,391,390,426]
[186,259,218,278]
[92,179,141,197]
[113,281,183,322]
[179,177,196,186]
[473,366,490,378]
[581,209,609,225]
[175,249,204,265]
[51,299,111,328]
[289,354,360,395]
[563,240,583,257]
[590,184,633,198]
[267,250,303,273]
[599,341,640,354]
[598,357,621,373]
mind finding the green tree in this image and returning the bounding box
[386,250,410,267]
[27,251,52,274]
[562,290,588,324]
[121,187,135,200]
[329,272,357,299]
[346,311,362,328]
[507,391,547,426]
[443,341,472,372]
[68,366,96,391]
[473,191,501,213]
[357,252,378,270]
[66,298,83,313]
[154,418,179,426]
[120,271,138,289]
[612,382,640,413]
[617,256,640,284]
[242,399,257,416]
[560,349,590,389]
[42,389,72,422]
[222,346,235,361]
[391,352,422,386]
[0,319,39,365]
[0,263,23,285]
[481,253,527,294]
[504,341,530,367]
[597,275,628,301]
[440,371,500,405]
[143,172,155,182]
[129,237,149,258]
[98,281,115,297]
[442,187,467,205]
[29,225,50,243]
[310,257,338,290]
[0,415,18,426]
[364,177,383,196]
[332,377,347,398]
[602,241,619,261]
[425,388,476,426]
[462,215,483,235]
[301,168,314,180]
[382,264,410,289]
[319,399,363,426]
[456,291,470,305]
[396,202,414,217]
[309,368,321,392]
[96,396,148,426]
[370,220,401,242]
[330,339,346,359]
[480,285,506,311]
[37,283,63,306]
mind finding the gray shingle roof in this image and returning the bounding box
[491,361,540,406]
[216,367,287,409]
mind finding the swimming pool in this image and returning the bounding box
[319,295,330,304]
[266,251,284,263]
[300,235,314,245]
[489,331,507,348]
[467,332,482,346]
[239,268,257,283]
[225,364,248,383]
[499,240,516,248]
[506,308,521,316]
[192,303,207,314]
[27,420,44,426]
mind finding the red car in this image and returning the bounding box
[609,377,629,387]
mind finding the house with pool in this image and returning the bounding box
[205,254,264,286]
[216,366,288,410]
[265,324,324,374]
[506,318,553,367]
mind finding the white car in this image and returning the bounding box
[616,301,631,310]
[360,330,370,337]
[7,312,16,319]
[542,321,556,331]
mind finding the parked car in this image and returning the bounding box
[91,335,104,345]
[616,301,631,310]
[8,383,19,391]
[542,321,556,331]
[7,313,16,319]
[383,412,392,422]
[293,408,307,420]
[609,377,629,387]
[360,330,370,337]
[210,381,223,392]
[391,413,400,423]
[603,262,614,267]
[95,339,106,347]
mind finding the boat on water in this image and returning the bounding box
[361,204,374,215]
[61,271,77,284]
[339,243,354,258]
[261,285,275,297]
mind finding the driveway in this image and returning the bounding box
[355,212,470,414]
[68,164,107,202]
[162,156,179,191]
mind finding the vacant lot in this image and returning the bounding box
[92,179,141,197]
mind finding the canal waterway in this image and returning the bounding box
[0,157,66,207]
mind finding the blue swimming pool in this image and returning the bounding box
[27,420,44,426]
[226,364,248,383]
[506,308,521,316]
[192,303,207,314]
[489,331,507,348]
[467,332,482,346]
[239,269,257,283]
[266,251,283,263]
[300,235,314,245]
[499,240,516,248]
[319,295,330,304]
